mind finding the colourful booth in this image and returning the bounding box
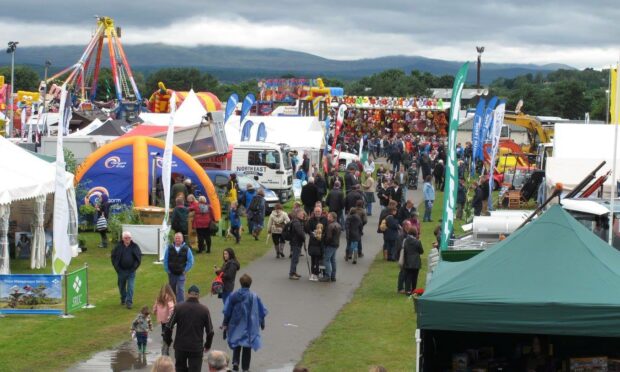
[147,82,222,113]
[75,136,220,219]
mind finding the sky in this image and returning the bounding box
[0,0,619,68]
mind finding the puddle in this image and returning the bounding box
[70,340,160,371]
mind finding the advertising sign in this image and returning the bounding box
[0,274,63,315]
[66,267,88,313]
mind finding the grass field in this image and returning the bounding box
[0,225,272,372]
[301,191,461,371]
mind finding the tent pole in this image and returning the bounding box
[610,61,620,246]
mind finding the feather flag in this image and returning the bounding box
[240,93,256,127]
[224,93,239,125]
[487,100,506,210]
[439,62,469,251]
[471,98,486,176]
[478,96,498,161]
[331,104,347,156]
[241,120,254,142]
[160,92,177,261]
[52,84,72,274]
[612,67,618,124]
[256,122,266,142]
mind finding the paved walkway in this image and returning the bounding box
[70,186,423,372]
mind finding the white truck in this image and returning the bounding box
[231,142,294,202]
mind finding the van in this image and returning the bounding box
[231,142,293,202]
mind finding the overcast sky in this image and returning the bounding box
[0,0,618,68]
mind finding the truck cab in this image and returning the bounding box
[231,142,293,202]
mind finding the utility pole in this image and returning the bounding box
[476,46,485,94]
[6,41,18,138]
[42,60,51,135]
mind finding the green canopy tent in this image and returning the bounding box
[417,204,620,337]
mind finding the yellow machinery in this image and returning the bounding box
[503,112,554,154]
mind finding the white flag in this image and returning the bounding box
[52,85,72,274]
[160,93,177,261]
[487,101,506,210]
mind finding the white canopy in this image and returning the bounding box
[0,136,74,205]
[225,115,325,149]
[69,118,105,136]
[139,89,207,127]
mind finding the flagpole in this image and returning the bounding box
[609,61,620,246]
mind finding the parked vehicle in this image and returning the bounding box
[205,169,279,215]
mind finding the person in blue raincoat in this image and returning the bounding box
[222,274,268,372]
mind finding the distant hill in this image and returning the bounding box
[0,44,574,84]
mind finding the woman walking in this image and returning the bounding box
[152,284,176,355]
[190,196,215,253]
[423,175,435,222]
[400,225,424,293]
[222,274,268,372]
[267,203,290,258]
[362,171,376,216]
[214,248,240,305]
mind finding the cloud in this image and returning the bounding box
[0,0,617,68]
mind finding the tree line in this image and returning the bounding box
[0,65,610,121]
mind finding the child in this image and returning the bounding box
[131,306,153,354]
[229,202,241,244]
[152,284,176,356]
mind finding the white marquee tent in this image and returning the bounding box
[139,89,208,127]
[225,115,325,149]
[0,136,78,273]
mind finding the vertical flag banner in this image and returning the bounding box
[612,67,618,124]
[256,122,266,142]
[440,62,469,251]
[322,116,331,173]
[52,85,72,274]
[471,98,486,176]
[224,93,239,124]
[487,101,506,210]
[161,92,177,261]
[240,93,256,127]
[331,104,347,156]
[359,135,368,164]
[478,96,498,161]
[241,120,254,142]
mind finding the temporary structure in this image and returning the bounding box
[225,115,325,149]
[417,205,620,337]
[0,136,77,272]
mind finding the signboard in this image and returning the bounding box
[0,274,63,315]
[66,267,88,313]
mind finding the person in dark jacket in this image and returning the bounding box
[400,225,424,293]
[167,285,214,372]
[345,184,365,214]
[327,170,344,191]
[215,248,240,305]
[397,199,417,224]
[396,220,412,293]
[377,179,390,209]
[345,209,363,264]
[171,197,190,245]
[457,178,467,220]
[95,197,110,248]
[387,181,403,208]
[305,206,327,281]
[472,181,484,216]
[164,233,194,303]
[189,196,215,253]
[433,160,445,191]
[420,153,432,180]
[301,153,310,175]
[383,207,400,261]
[344,167,359,193]
[320,212,341,282]
[248,189,266,240]
[289,210,306,280]
[171,177,188,204]
[239,184,257,233]
[300,178,320,215]
[325,181,345,225]
[315,173,327,202]
[111,231,142,309]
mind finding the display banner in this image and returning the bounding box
[331,104,347,156]
[471,98,486,176]
[66,267,88,313]
[0,274,63,315]
[240,93,256,127]
[161,92,177,262]
[477,96,498,161]
[487,101,506,210]
[440,62,469,251]
[224,93,239,124]
[256,122,266,142]
[241,120,254,142]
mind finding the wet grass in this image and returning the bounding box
[300,192,460,371]
[0,224,272,372]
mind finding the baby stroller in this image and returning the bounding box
[407,166,418,190]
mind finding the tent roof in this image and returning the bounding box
[0,136,74,205]
[417,205,620,337]
[88,119,133,136]
[120,124,169,139]
[225,115,324,149]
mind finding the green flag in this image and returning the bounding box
[440,62,470,250]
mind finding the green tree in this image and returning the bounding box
[0,65,40,91]
[145,67,219,92]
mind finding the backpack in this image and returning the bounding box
[281,221,294,241]
[211,272,224,295]
[249,195,262,212]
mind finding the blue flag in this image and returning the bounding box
[471,98,486,176]
[256,122,266,142]
[323,116,330,157]
[241,120,254,142]
[224,93,239,124]
[478,96,498,161]
[240,93,256,127]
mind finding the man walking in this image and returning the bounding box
[167,285,214,372]
[289,210,306,280]
[320,212,341,282]
[164,232,195,303]
[111,231,142,309]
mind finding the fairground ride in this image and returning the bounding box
[45,16,143,120]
